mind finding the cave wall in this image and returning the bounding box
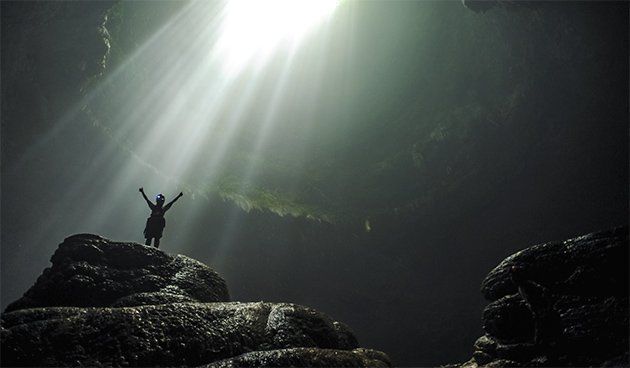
[1,1,627,366]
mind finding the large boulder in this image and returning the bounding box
[481,227,628,302]
[5,234,230,312]
[0,234,390,367]
[455,227,629,367]
[0,302,372,367]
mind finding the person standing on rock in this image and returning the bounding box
[139,187,183,248]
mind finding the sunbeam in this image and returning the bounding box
[217,0,338,76]
[39,0,343,255]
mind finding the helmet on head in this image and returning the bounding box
[156,194,165,203]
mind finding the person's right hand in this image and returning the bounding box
[139,187,144,192]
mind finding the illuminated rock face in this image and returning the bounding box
[4,234,230,312]
[0,235,390,367]
[453,227,629,368]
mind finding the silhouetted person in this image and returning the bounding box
[139,187,183,248]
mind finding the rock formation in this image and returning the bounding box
[453,227,629,367]
[4,234,230,312]
[1,234,390,367]
[3,228,627,367]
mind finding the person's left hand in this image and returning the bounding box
[179,192,184,197]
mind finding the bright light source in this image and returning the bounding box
[216,0,338,74]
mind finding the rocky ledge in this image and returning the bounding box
[1,234,390,367]
[453,227,629,367]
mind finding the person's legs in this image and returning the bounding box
[154,238,160,248]
[145,238,151,246]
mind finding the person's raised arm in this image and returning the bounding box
[164,192,183,212]
[139,187,155,209]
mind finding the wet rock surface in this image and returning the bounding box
[481,227,628,302]
[454,227,629,367]
[1,302,366,367]
[5,234,230,312]
[202,348,391,368]
[1,234,389,367]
